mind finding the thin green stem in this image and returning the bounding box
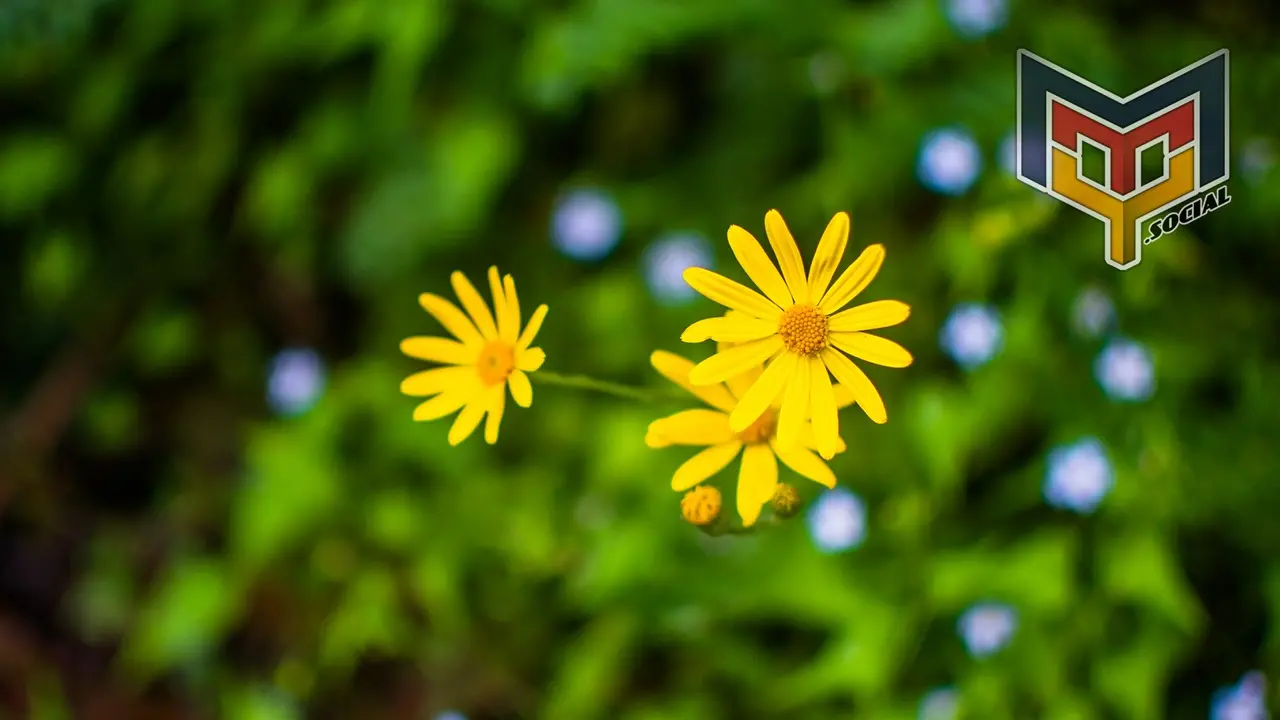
[531,370,682,404]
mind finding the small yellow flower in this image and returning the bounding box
[680,210,913,460]
[681,485,722,526]
[646,350,857,527]
[400,267,548,445]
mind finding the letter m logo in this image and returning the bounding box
[1015,50,1229,270]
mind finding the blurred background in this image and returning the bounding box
[1,0,1278,717]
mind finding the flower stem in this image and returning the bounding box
[532,370,679,404]
[720,517,781,535]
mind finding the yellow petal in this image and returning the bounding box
[517,346,545,372]
[647,409,735,446]
[483,384,505,444]
[729,351,797,432]
[819,244,885,314]
[502,275,522,344]
[400,337,474,365]
[419,293,484,348]
[645,430,672,448]
[649,351,737,412]
[487,267,513,344]
[829,332,914,368]
[833,383,857,409]
[680,315,778,344]
[412,383,477,421]
[508,370,533,407]
[725,364,762,400]
[829,300,911,332]
[448,396,488,445]
[774,354,810,451]
[799,422,846,454]
[688,336,784,387]
[671,442,743,491]
[400,366,475,396]
[763,210,810,305]
[517,304,548,351]
[821,348,887,424]
[682,267,782,320]
[727,224,794,309]
[807,212,850,302]
[807,357,840,460]
[772,442,837,488]
[737,443,778,527]
[451,271,499,340]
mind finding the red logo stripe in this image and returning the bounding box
[1050,100,1195,194]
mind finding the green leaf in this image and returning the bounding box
[221,685,302,720]
[0,134,75,218]
[428,109,519,237]
[832,0,949,76]
[767,602,916,709]
[129,306,199,375]
[245,147,313,238]
[363,488,420,552]
[1091,618,1185,720]
[24,232,85,312]
[587,407,652,487]
[906,383,968,491]
[230,426,341,571]
[574,271,647,373]
[80,390,141,453]
[341,110,517,285]
[319,567,405,670]
[929,529,1077,614]
[123,556,241,676]
[27,671,70,720]
[1097,527,1203,635]
[542,612,639,720]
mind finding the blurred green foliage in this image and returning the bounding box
[1,0,1278,718]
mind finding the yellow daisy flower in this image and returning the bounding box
[399,267,548,445]
[645,350,857,527]
[680,209,912,460]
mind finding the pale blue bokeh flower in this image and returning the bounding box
[1211,671,1268,720]
[1095,338,1155,401]
[1240,138,1275,185]
[957,602,1017,658]
[1072,287,1116,338]
[940,303,1003,369]
[642,233,713,305]
[945,0,1008,38]
[807,488,867,553]
[918,128,982,195]
[1044,437,1114,513]
[919,686,959,720]
[551,188,623,261]
[267,348,325,416]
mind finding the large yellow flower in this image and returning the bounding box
[400,267,548,445]
[646,350,858,527]
[680,210,912,460]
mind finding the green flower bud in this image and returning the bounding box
[771,483,802,518]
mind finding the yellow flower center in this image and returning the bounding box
[777,304,829,355]
[681,485,722,526]
[476,341,515,386]
[737,408,777,445]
